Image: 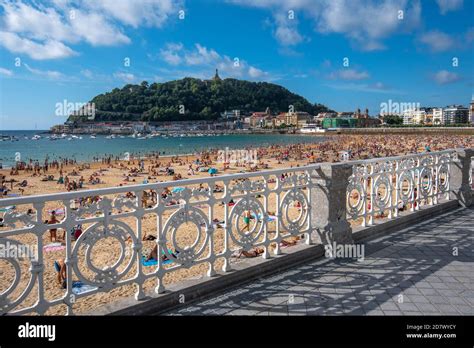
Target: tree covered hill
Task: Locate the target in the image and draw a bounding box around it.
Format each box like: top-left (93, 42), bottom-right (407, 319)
top-left (68, 77), bottom-right (332, 122)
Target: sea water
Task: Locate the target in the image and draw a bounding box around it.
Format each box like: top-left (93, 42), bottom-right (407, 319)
top-left (0, 131), bottom-right (326, 167)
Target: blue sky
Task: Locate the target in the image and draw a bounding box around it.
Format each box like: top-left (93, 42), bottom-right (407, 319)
top-left (0, 0), bottom-right (473, 130)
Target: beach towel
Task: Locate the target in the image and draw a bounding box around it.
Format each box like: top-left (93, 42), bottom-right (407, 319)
top-left (141, 256), bottom-right (173, 266)
top-left (0, 205), bottom-right (15, 212)
top-left (251, 213), bottom-right (277, 222)
top-left (6, 193), bottom-right (20, 197)
top-left (72, 282), bottom-right (97, 295)
top-left (44, 243), bottom-right (66, 252)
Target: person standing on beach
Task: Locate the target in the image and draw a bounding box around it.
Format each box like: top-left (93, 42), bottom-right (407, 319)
top-left (47, 211), bottom-right (60, 242)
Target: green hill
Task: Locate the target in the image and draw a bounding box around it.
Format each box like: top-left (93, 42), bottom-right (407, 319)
top-left (68, 77), bottom-right (332, 122)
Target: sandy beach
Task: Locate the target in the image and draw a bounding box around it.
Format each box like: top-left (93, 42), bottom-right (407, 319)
top-left (1, 133), bottom-right (473, 315)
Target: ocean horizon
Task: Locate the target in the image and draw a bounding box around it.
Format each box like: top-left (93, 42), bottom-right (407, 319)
top-left (0, 131), bottom-right (325, 167)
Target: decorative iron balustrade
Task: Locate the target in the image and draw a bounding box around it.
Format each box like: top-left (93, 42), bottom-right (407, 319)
top-left (346, 149), bottom-right (458, 226)
top-left (0, 164), bottom-right (318, 315)
top-left (0, 148), bottom-right (471, 316)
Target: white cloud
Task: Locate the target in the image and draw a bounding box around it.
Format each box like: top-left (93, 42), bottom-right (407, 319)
top-left (0, 67), bottom-right (14, 76)
top-left (0, 31), bottom-right (78, 60)
top-left (79, 0), bottom-right (182, 28)
top-left (272, 12), bottom-right (304, 46)
top-left (81, 69), bottom-right (93, 78)
top-left (184, 44), bottom-right (221, 65)
top-left (24, 63), bottom-right (64, 79)
top-left (160, 43), bottom-right (183, 65)
top-left (2, 1), bottom-right (73, 42)
top-left (248, 66), bottom-right (265, 78)
top-left (68, 10), bottom-right (130, 46)
top-left (419, 31), bottom-right (455, 52)
top-left (326, 82), bottom-right (402, 94)
top-left (432, 70), bottom-right (461, 85)
top-left (0, 0), bottom-right (180, 60)
top-left (228, 0), bottom-right (421, 51)
top-left (114, 72), bottom-right (136, 83)
top-left (436, 0), bottom-right (463, 14)
top-left (328, 69), bottom-right (370, 80)
top-left (158, 42), bottom-right (270, 80)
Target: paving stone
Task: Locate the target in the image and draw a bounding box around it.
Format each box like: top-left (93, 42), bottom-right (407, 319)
top-left (415, 303), bottom-right (440, 313)
top-left (163, 207), bottom-right (474, 316)
top-left (397, 303), bottom-right (420, 312)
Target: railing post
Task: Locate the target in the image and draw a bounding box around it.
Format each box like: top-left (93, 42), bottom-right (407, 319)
top-left (450, 149), bottom-right (473, 207)
top-left (311, 163), bottom-right (353, 245)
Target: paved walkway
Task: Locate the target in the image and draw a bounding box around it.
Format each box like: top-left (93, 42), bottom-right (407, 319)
top-left (165, 207), bottom-right (474, 316)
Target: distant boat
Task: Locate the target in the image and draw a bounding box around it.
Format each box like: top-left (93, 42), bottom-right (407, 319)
top-left (31, 135), bottom-right (41, 140)
top-left (90, 135), bottom-right (96, 139)
top-left (300, 125), bottom-right (326, 134)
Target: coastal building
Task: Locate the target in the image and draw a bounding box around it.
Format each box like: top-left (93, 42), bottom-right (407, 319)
top-left (403, 108), bottom-right (433, 125)
top-left (316, 112), bottom-right (337, 118)
top-left (402, 108), bottom-right (427, 125)
top-left (353, 108), bottom-right (381, 127)
top-left (322, 117), bottom-right (357, 129)
top-left (221, 110), bottom-right (240, 120)
top-left (337, 111), bottom-right (355, 118)
top-left (249, 108), bottom-right (272, 128)
top-left (432, 108), bottom-right (444, 125)
top-left (469, 97), bottom-right (474, 124)
top-left (270, 111), bottom-right (312, 128)
top-left (281, 111), bottom-right (312, 127)
top-left (424, 108), bottom-right (434, 125)
top-left (413, 109), bottom-right (427, 124)
top-left (443, 105), bottom-right (469, 124)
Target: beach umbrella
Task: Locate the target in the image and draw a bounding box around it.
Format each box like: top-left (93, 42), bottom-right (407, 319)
top-left (208, 168), bottom-right (218, 174)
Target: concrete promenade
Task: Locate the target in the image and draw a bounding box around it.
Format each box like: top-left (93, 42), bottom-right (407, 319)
top-left (165, 207), bottom-right (474, 316)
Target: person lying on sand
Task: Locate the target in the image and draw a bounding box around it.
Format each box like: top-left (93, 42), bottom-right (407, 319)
top-left (279, 235), bottom-right (302, 247)
top-left (146, 245), bottom-right (180, 262)
top-left (235, 247), bottom-right (264, 258)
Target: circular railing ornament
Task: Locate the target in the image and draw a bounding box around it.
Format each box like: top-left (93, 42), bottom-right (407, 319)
top-left (373, 174), bottom-right (392, 210)
top-left (437, 163), bottom-right (450, 193)
top-left (347, 179), bottom-right (365, 219)
top-left (71, 220), bottom-right (137, 288)
top-left (228, 197), bottom-right (265, 250)
top-left (0, 239), bottom-right (36, 314)
top-left (398, 171), bottom-right (414, 204)
top-left (279, 189), bottom-right (308, 235)
top-left (161, 206), bottom-right (210, 268)
top-left (419, 167), bottom-right (433, 198)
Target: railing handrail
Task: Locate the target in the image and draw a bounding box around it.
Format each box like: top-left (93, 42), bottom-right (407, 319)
top-left (345, 148), bottom-right (462, 167)
top-left (1, 147), bottom-right (471, 206)
top-left (0, 162), bottom-right (322, 206)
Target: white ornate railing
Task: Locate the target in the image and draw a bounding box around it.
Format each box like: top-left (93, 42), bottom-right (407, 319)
top-left (0, 164), bottom-right (318, 315)
top-left (0, 148), bottom-right (471, 315)
top-left (346, 150), bottom-right (457, 227)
